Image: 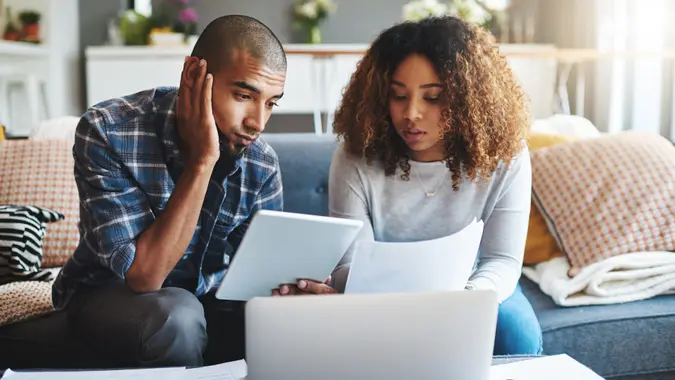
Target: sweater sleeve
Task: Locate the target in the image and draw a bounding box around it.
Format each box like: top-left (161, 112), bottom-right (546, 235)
top-left (467, 146), bottom-right (532, 303)
top-left (327, 147), bottom-right (376, 293)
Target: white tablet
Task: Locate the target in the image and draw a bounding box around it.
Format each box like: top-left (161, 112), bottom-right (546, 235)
top-left (215, 210), bottom-right (364, 301)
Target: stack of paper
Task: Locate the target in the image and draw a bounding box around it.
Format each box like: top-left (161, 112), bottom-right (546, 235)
top-left (1, 360), bottom-right (247, 380)
top-left (490, 355), bottom-right (604, 380)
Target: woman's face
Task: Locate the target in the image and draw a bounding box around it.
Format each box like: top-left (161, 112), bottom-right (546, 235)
top-left (388, 53), bottom-right (445, 162)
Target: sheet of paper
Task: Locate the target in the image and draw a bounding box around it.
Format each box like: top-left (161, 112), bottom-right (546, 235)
top-left (184, 359), bottom-right (247, 380)
top-left (344, 219), bottom-right (483, 294)
top-left (1, 360), bottom-right (248, 380)
top-left (2, 367), bottom-right (185, 380)
top-left (490, 354), bottom-right (604, 380)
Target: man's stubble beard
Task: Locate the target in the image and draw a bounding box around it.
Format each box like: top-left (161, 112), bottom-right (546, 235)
top-left (217, 126), bottom-right (248, 160)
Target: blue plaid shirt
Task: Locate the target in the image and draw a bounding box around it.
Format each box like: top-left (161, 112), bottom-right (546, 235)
top-left (52, 87), bottom-right (283, 310)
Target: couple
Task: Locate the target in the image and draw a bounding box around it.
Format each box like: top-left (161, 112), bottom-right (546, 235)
top-left (52, 14), bottom-right (542, 367)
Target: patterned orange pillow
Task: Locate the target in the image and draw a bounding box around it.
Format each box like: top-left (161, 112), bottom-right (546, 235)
top-left (0, 140), bottom-right (80, 267)
top-left (530, 131), bottom-right (675, 276)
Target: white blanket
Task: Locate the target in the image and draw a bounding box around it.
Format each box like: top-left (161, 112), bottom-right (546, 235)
top-left (521, 251), bottom-right (675, 306)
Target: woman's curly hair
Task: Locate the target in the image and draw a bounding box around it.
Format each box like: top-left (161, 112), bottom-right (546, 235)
top-left (333, 16), bottom-right (530, 190)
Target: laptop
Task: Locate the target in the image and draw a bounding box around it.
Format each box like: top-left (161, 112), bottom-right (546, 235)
top-left (245, 290), bottom-right (499, 380)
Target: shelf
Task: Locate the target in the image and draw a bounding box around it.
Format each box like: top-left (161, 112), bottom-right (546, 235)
top-left (0, 40), bottom-right (49, 56)
top-left (85, 43), bottom-right (373, 58)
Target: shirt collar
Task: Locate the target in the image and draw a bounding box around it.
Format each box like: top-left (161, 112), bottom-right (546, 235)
top-left (158, 88), bottom-right (242, 177)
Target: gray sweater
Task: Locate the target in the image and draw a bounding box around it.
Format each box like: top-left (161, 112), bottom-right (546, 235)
top-left (328, 144), bottom-right (532, 303)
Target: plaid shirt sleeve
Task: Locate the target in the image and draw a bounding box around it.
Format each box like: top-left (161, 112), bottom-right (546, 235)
top-left (256, 165), bottom-right (283, 211)
top-left (227, 165), bottom-right (283, 249)
top-left (73, 111), bottom-right (155, 279)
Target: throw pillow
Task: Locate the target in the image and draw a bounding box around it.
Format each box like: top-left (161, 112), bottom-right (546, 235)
top-left (523, 132), bottom-right (576, 265)
top-left (530, 131), bottom-right (675, 276)
top-left (0, 140), bottom-right (81, 267)
top-left (0, 205), bottom-right (64, 285)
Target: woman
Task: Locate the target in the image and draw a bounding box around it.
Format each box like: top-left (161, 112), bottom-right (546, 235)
top-left (327, 16), bottom-right (542, 355)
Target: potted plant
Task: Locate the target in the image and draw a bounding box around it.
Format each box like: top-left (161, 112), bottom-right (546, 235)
top-left (292, 0), bottom-right (337, 44)
top-left (120, 9), bottom-right (151, 46)
top-left (2, 7), bottom-right (20, 41)
top-left (18, 9), bottom-right (40, 43)
top-left (149, 0), bottom-right (199, 46)
top-left (174, 7), bottom-right (199, 40)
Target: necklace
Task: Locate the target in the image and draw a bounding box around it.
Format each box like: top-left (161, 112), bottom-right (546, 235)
top-left (414, 168), bottom-right (450, 197)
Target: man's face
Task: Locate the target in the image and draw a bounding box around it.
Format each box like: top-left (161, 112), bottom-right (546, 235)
top-left (211, 50), bottom-right (286, 158)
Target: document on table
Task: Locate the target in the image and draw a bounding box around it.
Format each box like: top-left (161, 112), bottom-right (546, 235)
top-left (344, 219), bottom-right (483, 294)
top-left (184, 359), bottom-right (247, 380)
top-left (1, 367), bottom-right (186, 380)
top-left (1, 359), bottom-right (247, 380)
top-left (490, 354), bottom-right (604, 380)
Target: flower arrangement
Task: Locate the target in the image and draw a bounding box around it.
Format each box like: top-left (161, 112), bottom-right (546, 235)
top-left (175, 6), bottom-right (199, 36)
top-left (480, 0), bottom-right (510, 12)
top-left (150, 0), bottom-right (199, 38)
top-left (402, 0), bottom-right (449, 22)
top-left (402, 0), bottom-right (511, 38)
top-left (448, 0), bottom-right (491, 26)
top-left (292, 0), bottom-right (337, 44)
top-left (475, 0), bottom-right (512, 41)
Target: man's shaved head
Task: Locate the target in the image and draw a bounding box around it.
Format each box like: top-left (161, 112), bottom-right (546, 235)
top-left (191, 15), bottom-right (287, 74)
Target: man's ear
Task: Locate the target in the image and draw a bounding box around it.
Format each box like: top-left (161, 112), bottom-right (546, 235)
top-left (181, 56), bottom-right (201, 87)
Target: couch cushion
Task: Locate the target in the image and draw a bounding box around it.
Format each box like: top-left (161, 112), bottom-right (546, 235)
top-left (521, 277), bottom-right (675, 378)
top-left (530, 131), bottom-right (675, 276)
top-left (0, 140), bottom-right (81, 268)
top-left (262, 133), bottom-right (338, 216)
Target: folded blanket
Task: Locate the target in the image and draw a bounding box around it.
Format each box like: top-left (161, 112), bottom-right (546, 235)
top-left (0, 268), bottom-right (59, 327)
top-left (521, 251), bottom-right (675, 306)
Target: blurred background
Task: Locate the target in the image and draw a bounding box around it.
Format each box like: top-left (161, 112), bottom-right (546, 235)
top-left (1, 0), bottom-right (673, 139)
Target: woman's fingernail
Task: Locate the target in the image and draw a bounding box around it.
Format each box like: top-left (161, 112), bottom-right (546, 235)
top-left (281, 285), bottom-right (288, 294)
top-left (200, 59), bottom-right (205, 66)
top-left (298, 280), bottom-right (307, 289)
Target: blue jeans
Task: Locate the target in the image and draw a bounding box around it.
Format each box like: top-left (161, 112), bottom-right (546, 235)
top-left (493, 284), bottom-right (543, 355)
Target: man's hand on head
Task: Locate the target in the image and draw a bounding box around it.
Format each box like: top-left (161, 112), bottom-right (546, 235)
top-left (272, 276), bottom-right (336, 296)
top-left (176, 56), bottom-right (221, 168)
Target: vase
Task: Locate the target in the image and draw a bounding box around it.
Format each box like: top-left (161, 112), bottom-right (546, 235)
top-left (307, 25), bottom-right (321, 44)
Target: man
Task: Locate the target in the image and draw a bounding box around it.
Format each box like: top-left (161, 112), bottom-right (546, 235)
top-left (51, 15), bottom-right (334, 368)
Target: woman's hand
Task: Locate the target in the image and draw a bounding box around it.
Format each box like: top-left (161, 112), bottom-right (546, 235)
top-left (272, 276), bottom-right (336, 296)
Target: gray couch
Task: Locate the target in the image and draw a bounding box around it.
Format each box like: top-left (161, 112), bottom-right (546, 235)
top-left (1, 133), bottom-right (674, 378)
